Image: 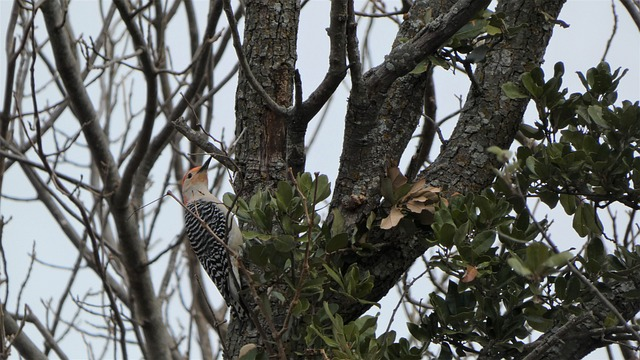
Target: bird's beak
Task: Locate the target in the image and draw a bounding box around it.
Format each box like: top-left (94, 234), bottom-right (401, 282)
top-left (198, 157), bottom-right (212, 173)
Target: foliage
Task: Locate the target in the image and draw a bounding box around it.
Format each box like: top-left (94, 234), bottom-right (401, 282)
top-left (401, 62), bottom-right (639, 357)
top-left (231, 62), bottom-right (639, 358)
top-left (412, 9), bottom-right (509, 74)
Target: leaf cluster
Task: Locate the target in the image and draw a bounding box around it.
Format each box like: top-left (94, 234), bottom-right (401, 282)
top-left (411, 10), bottom-right (510, 74)
top-left (395, 62), bottom-right (638, 358)
top-left (503, 62), bottom-right (640, 213)
top-left (233, 61), bottom-right (639, 357)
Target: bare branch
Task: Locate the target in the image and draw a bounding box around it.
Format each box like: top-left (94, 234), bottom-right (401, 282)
top-left (2, 310), bottom-right (47, 360)
top-left (619, 0), bottom-right (640, 30)
top-left (221, 0), bottom-right (292, 117)
top-left (112, 0), bottom-right (158, 206)
top-left (172, 117), bottom-right (238, 172)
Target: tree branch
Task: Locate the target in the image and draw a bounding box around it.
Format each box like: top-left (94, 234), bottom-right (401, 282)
top-left (112, 0), bottom-right (159, 207)
top-left (41, 2), bottom-right (178, 358)
top-left (2, 310), bottom-right (47, 360)
top-left (221, 0), bottom-right (292, 117)
top-left (287, 0), bottom-right (349, 174)
top-left (40, 0), bottom-right (120, 193)
top-left (331, 0), bottom-right (565, 323)
top-left (172, 117), bottom-right (239, 172)
top-left (619, 0), bottom-right (640, 30)
top-left (134, 0), bottom-right (225, 204)
top-left (365, 0), bottom-right (490, 96)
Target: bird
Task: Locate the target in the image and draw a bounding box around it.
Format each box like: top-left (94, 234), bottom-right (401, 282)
top-left (181, 157), bottom-right (245, 319)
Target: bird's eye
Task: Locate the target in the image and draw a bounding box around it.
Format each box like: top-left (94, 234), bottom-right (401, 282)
top-left (187, 173), bottom-right (193, 179)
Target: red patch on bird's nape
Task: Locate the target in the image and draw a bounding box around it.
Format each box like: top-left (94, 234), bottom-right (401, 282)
top-left (182, 166), bottom-right (201, 184)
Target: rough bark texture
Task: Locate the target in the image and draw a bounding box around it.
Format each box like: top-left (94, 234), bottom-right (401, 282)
top-left (480, 276), bottom-right (640, 359)
top-left (331, 0), bottom-right (490, 230)
top-left (233, 0), bottom-right (300, 199)
top-left (226, 0), bottom-right (640, 358)
top-left (331, 0), bottom-right (565, 322)
top-left (228, 0), bottom-right (300, 358)
top-left (420, 0), bottom-right (564, 194)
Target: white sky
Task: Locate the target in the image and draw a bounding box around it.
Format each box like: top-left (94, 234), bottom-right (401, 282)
top-left (0, 0), bottom-right (638, 359)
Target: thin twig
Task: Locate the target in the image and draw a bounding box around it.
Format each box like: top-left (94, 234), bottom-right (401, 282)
top-left (601, 0), bottom-right (618, 62)
top-left (221, 0), bottom-right (292, 117)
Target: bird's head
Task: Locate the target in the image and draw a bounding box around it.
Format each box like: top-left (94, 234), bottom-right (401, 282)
top-left (181, 157), bottom-right (212, 204)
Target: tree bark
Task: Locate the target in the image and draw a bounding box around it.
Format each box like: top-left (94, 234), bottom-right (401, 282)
top-left (479, 275), bottom-right (640, 359)
top-left (233, 0), bottom-right (300, 199)
top-left (330, 0), bottom-right (566, 322)
top-left (331, 0), bottom-right (491, 229)
top-left (228, 0), bottom-right (300, 357)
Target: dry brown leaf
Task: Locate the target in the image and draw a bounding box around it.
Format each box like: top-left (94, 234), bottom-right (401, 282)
top-left (403, 181), bottom-right (441, 203)
top-left (461, 265), bottom-right (479, 283)
top-left (407, 178), bottom-right (427, 195)
top-left (380, 206), bottom-right (404, 229)
top-left (406, 201), bottom-right (422, 213)
top-left (387, 166), bottom-right (407, 190)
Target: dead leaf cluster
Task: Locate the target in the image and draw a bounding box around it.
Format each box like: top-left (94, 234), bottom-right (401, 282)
top-left (380, 166), bottom-right (441, 230)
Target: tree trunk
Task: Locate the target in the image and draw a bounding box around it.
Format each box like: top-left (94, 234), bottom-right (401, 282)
top-left (233, 0), bottom-right (300, 199)
top-left (228, 0), bottom-right (300, 358)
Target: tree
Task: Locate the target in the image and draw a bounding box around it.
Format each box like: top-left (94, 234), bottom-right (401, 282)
top-left (0, 0), bottom-right (639, 359)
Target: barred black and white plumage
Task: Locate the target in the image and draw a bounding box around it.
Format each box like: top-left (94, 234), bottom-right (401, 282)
top-left (181, 158), bottom-right (245, 320)
top-left (185, 199), bottom-right (233, 303)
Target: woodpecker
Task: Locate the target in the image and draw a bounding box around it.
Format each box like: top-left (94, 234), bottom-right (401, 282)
top-left (181, 157), bottom-right (245, 319)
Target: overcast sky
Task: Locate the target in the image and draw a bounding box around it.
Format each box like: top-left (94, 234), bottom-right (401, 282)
top-left (0, 0), bottom-right (639, 359)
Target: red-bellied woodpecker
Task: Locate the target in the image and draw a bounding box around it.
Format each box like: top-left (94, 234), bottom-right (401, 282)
top-left (181, 157), bottom-right (245, 319)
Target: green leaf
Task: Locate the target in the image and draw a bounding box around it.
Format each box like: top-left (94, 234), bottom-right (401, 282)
top-left (270, 290), bottom-right (286, 304)
top-left (410, 60), bottom-right (429, 74)
top-left (587, 105), bottom-right (609, 128)
top-left (472, 230), bottom-right (496, 255)
top-left (543, 251), bottom-right (573, 268)
top-left (522, 72), bottom-right (543, 98)
top-left (437, 223), bottom-right (457, 248)
top-left (486, 24), bottom-right (502, 35)
top-left (487, 146), bottom-right (512, 163)
top-left (326, 233), bottom-right (349, 252)
top-left (538, 189), bottom-right (559, 209)
top-left (407, 322), bottom-right (430, 342)
top-left (292, 298), bottom-right (310, 316)
top-left (242, 230), bottom-right (272, 241)
top-left (572, 204), bottom-right (589, 237)
top-left (314, 174), bottom-right (332, 202)
top-left (502, 82), bottom-right (529, 99)
top-left (525, 242), bottom-right (551, 272)
top-left (273, 235), bottom-right (297, 252)
top-left (428, 55), bottom-right (450, 70)
top-left (603, 313), bottom-right (618, 328)
top-left (275, 181), bottom-right (294, 211)
top-left (323, 264), bottom-right (345, 289)
top-left (553, 62), bottom-right (565, 78)
top-left (239, 344), bottom-right (258, 360)
top-left (586, 237), bottom-right (605, 264)
top-left (438, 342), bottom-right (453, 360)
top-left (467, 44), bottom-right (490, 63)
top-left (524, 304), bottom-right (553, 332)
top-left (520, 123), bottom-right (544, 139)
top-left (331, 209), bottom-right (345, 237)
top-left (297, 172), bottom-right (313, 195)
top-left (559, 194), bottom-right (577, 215)
top-left (454, 18), bottom-right (488, 41)
top-left (555, 276), bottom-right (567, 300)
top-left (566, 275), bottom-right (581, 302)
top-left (573, 203), bottom-right (602, 237)
top-left (507, 254), bottom-right (532, 277)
